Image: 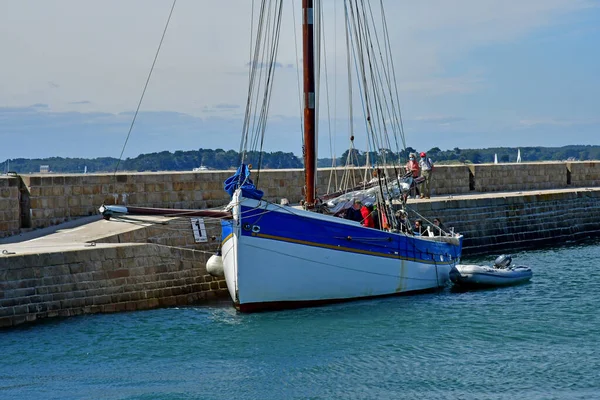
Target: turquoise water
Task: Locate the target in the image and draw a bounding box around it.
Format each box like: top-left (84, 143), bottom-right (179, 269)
top-left (2, 240), bottom-right (600, 400)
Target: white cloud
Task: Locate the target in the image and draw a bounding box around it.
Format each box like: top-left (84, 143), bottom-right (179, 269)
top-left (0, 0), bottom-right (592, 114)
top-left (413, 116), bottom-right (467, 125)
top-left (519, 117), bottom-right (599, 127)
top-left (0, 0), bottom-right (597, 161)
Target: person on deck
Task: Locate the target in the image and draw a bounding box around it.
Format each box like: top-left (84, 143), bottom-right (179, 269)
top-left (344, 199), bottom-right (363, 222)
top-left (419, 152), bottom-right (434, 199)
top-left (395, 210), bottom-right (409, 233)
top-left (414, 219), bottom-right (423, 235)
top-left (433, 218), bottom-right (448, 236)
top-left (361, 202), bottom-right (376, 228)
top-left (405, 153), bottom-right (421, 199)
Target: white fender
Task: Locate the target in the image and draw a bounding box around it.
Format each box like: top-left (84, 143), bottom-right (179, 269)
top-left (206, 254), bottom-right (224, 278)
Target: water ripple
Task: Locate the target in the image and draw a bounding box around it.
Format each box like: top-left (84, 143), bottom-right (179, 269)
top-left (2, 239), bottom-right (600, 399)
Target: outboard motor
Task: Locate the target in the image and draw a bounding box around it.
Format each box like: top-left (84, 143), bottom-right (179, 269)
top-left (449, 265), bottom-right (461, 283)
top-left (494, 254), bottom-right (512, 269)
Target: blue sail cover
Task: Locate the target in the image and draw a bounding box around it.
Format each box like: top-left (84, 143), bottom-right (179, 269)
top-left (224, 163), bottom-right (264, 200)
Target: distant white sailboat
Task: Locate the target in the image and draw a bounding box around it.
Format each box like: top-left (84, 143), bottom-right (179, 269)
top-left (517, 149), bottom-right (522, 163)
top-left (494, 154), bottom-right (498, 164)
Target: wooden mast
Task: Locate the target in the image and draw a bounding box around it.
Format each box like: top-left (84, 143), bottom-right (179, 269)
top-left (302, 0), bottom-right (316, 207)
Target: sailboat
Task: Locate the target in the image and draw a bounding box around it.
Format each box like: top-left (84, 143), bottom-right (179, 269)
top-left (100, 0), bottom-right (463, 312)
top-left (218, 0), bottom-right (463, 311)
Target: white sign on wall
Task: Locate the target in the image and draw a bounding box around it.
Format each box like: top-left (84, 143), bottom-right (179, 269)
top-left (191, 218), bottom-right (208, 243)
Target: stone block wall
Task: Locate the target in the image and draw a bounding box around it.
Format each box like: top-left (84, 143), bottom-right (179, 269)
top-left (567, 161), bottom-right (600, 187)
top-left (427, 165), bottom-right (471, 195)
top-left (96, 216), bottom-right (222, 262)
top-left (313, 166), bottom-right (472, 197)
top-left (19, 172), bottom-right (233, 230)
top-left (468, 162), bottom-right (567, 192)
top-left (3, 162), bottom-right (599, 238)
top-left (0, 176), bottom-right (20, 238)
top-left (407, 189), bottom-right (600, 255)
top-left (3, 186), bottom-right (600, 328)
top-left (254, 169), bottom-right (305, 203)
top-left (0, 243), bottom-right (229, 328)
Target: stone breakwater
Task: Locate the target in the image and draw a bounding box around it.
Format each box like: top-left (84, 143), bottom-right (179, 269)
top-left (0, 243), bottom-right (228, 328)
top-left (1, 161), bottom-right (600, 328)
top-left (0, 175), bottom-right (20, 238)
top-left (0, 212), bottom-right (226, 329)
top-left (1, 162), bottom-right (599, 237)
top-left (406, 188), bottom-right (600, 255)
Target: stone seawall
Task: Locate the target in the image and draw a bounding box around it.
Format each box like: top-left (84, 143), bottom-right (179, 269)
top-left (1, 162), bottom-right (599, 328)
top-left (2, 188), bottom-right (600, 328)
top-left (407, 189), bottom-right (600, 255)
top-left (93, 216), bottom-right (222, 254)
top-left (0, 176), bottom-right (20, 237)
top-left (1, 161), bottom-right (599, 237)
top-left (0, 243), bottom-right (228, 328)
top-left (468, 162), bottom-right (567, 192)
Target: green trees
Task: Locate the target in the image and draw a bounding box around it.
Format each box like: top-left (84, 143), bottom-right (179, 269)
top-left (3, 145), bottom-right (599, 174)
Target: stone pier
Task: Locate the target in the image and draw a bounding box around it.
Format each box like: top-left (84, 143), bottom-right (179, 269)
top-left (1, 162), bottom-right (599, 328)
top-left (0, 215), bottom-right (227, 328)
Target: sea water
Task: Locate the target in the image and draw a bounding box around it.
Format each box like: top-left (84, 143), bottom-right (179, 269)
top-left (2, 239), bottom-right (600, 400)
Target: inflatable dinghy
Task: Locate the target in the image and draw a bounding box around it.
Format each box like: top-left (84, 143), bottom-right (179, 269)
top-left (450, 255), bottom-right (532, 287)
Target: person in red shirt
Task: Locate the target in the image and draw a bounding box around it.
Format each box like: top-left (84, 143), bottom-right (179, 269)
top-left (360, 202), bottom-right (376, 228)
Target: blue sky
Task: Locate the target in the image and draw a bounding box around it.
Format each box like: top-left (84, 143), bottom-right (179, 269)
top-left (1, 0), bottom-right (599, 164)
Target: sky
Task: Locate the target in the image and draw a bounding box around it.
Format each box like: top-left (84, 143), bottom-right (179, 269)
top-left (1, 0), bottom-right (599, 164)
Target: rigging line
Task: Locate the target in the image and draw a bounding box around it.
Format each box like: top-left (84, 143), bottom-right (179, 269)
top-left (254, 0), bottom-right (284, 179)
top-left (343, 1), bottom-right (355, 151)
top-left (345, 2), bottom-right (376, 168)
top-left (355, 6), bottom-right (380, 165)
top-left (247, 0), bottom-right (272, 155)
top-left (241, 0), bottom-right (268, 159)
top-left (340, 2), bottom-right (365, 189)
top-left (364, 6), bottom-right (397, 168)
top-left (113, 0), bottom-right (177, 176)
top-left (251, 0), bottom-right (274, 155)
top-left (347, 3), bottom-right (373, 149)
top-left (364, 2), bottom-right (403, 156)
top-left (249, 0), bottom-right (271, 157)
top-left (356, 1), bottom-right (385, 165)
top-left (291, 0), bottom-right (305, 139)
top-left (379, 0), bottom-right (406, 151)
top-left (315, 0), bottom-right (321, 163)
top-left (248, 0), bottom-right (282, 164)
top-left (362, 3), bottom-right (395, 136)
top-left (352, 2), bottom-right (404, 183)
top-left (352, 9), bottom-right (376, 166)
top-left (317, 1), bottom-right (337, 196)
top-left (329, 0), bottom-right (339, 193)
top-left (240, 0), bottom-right (258, 164)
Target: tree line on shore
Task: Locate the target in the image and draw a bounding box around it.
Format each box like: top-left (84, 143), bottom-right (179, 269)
top-left (3, 145), bottom-right (599, 174)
